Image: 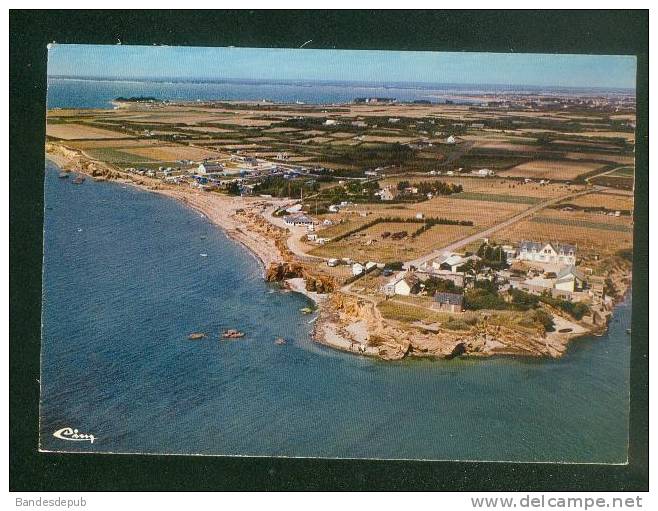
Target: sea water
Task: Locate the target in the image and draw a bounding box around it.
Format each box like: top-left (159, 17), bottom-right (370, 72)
top-left (40, 162), bottom-right (630, 461)
top-left (45, 77), bottom-right (634, 109)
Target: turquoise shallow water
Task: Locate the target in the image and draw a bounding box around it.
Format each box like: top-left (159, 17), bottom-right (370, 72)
top-left (39, 162), bottom-right (630, 461)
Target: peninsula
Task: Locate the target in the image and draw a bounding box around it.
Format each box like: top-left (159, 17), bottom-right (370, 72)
top-left (46, 93), bottom-right (635, 360)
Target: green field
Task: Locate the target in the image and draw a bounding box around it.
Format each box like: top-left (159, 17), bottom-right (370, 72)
top-left (83, 148), bottom-right (159, 164)
top-left (589, 174), bottom-right (634, 191)
top-left (607, 166), bottom-right (635, 177)
top-left (530, 216), bottom-right (632, 232)
top-left (378, 300), bottom-right (449, 324)
top-left (452, 191), bottom-right (542, 205)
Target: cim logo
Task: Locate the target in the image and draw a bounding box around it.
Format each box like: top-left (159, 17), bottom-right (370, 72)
top-left (53, 427), bottom-right (96, 444)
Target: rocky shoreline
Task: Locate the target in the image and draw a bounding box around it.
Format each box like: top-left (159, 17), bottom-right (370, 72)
top-left (45, 142), bottom-right (631, 362)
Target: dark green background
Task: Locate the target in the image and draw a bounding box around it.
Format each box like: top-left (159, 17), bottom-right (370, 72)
top-left (10, 10), bottom-right (648, 491)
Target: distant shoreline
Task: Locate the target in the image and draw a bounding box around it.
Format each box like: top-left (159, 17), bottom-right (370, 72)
top-left (46, 75), bottom-right (636, 95)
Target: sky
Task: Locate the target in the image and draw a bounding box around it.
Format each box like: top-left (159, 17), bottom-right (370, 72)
top-left (47, 44), bottom-right (637, 89)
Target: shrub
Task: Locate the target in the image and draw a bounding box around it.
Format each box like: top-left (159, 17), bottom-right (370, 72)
top-left (532, 309), bottom-right (555, 332)
top-left (508, 288), bottom-right (539, 310)
top-left (424, 277), bottom-right (462, 295)
top-left (464, 288), bottom-right (509, 310)
top-left (443, 319), bottom-right (471, 331)
top-left (226, 182), bottom-right (241, 196)
top-left (538, 294), bottom-right (590, 320)
top-left (616, 248), bottom-right (633, 262)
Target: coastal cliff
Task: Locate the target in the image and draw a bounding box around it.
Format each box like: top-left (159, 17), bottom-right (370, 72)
top-left (266, 262), bottom-right (336, 294)
top-left (311, 291), bottom-right (588, 360)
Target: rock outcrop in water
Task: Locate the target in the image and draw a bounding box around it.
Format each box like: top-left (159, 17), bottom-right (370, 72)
top-left (314, 290), bottom-right (579, 360)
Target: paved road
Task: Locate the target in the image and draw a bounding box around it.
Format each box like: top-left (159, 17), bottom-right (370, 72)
top-left (438, 140), bottom-right (475, 167)
top-left (403, 188), bottom-right (595, 270)
top-left (584, 165), bottom-right (635, 196)
top-left (261, 202), bottom-right (327, 262)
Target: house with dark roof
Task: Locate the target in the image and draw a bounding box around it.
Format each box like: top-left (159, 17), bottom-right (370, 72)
top-left (433, 292), bottom-right (464, 313)
top-left (283, 214), bottom-right (315, 228)
top-left (516, 241), bottom-right (576, 266)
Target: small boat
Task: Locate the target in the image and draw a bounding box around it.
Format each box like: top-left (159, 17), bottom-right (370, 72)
top-left (200, 253), bottom-right (208, 257)
top-left (188, 332), bottom-right (206, 340)
top-left (222, 329), bottom-right (246, 339)
top-left (72, 176), bottom-right (86, 184)
top-left (274, 337), bottom-right (286, 345)
top-left (626, 328), bottom-right (632, 335)
top-left (300, 307), bottom-right (313, 314)
top-left (58, 172), bottom-right (70, 179)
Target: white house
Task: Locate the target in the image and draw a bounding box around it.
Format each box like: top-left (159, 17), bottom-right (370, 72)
top-left (516, 241), bottom-right (576, 266)
top-left (351, 263), bottom-right (365, 276)
top-left (197, 162), bottom-right (224, 175)
top-left (382, 274), bottom-right (420, 296)
top-left (475, 168), bottom-right (495, 177)
top-left (502, 245), bottom-right (517, 262)
top-left (285, 204), bottom-right (303, 214)
top-left (379, 186), bottom-right (397, 201)
top-left (446, 135), bottom-right (457, 144)
top-left (283, 214), bottom-right (314, 227)
top-left (431, 253), bottom-right (480, 273)
top-left (554, 265), bottom-right (586, 292)
top-left (324, 119), bottom-right (338, 126)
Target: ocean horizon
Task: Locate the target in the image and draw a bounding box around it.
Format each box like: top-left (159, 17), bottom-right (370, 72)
top-left (45, 76), bottom-right (635, 110)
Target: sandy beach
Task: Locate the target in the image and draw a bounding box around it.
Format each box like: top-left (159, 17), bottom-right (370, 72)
top-left (46, 147), bottom-right (286, 275)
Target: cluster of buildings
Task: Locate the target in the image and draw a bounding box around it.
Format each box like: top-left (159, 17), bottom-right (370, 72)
top-left (326, 258), bottom-right (383, 277)
top-left (282, 212), bottom-right (336, 245)
top-left (124, 151), bottom-right (326, 197)
top-left (381, 239), bottom-right (597, 312)
top-left (382, 273), bottom-right (464, 313)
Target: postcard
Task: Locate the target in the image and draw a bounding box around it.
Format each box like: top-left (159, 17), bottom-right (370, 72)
top-left (40, 45), bottom-right (636, 462)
